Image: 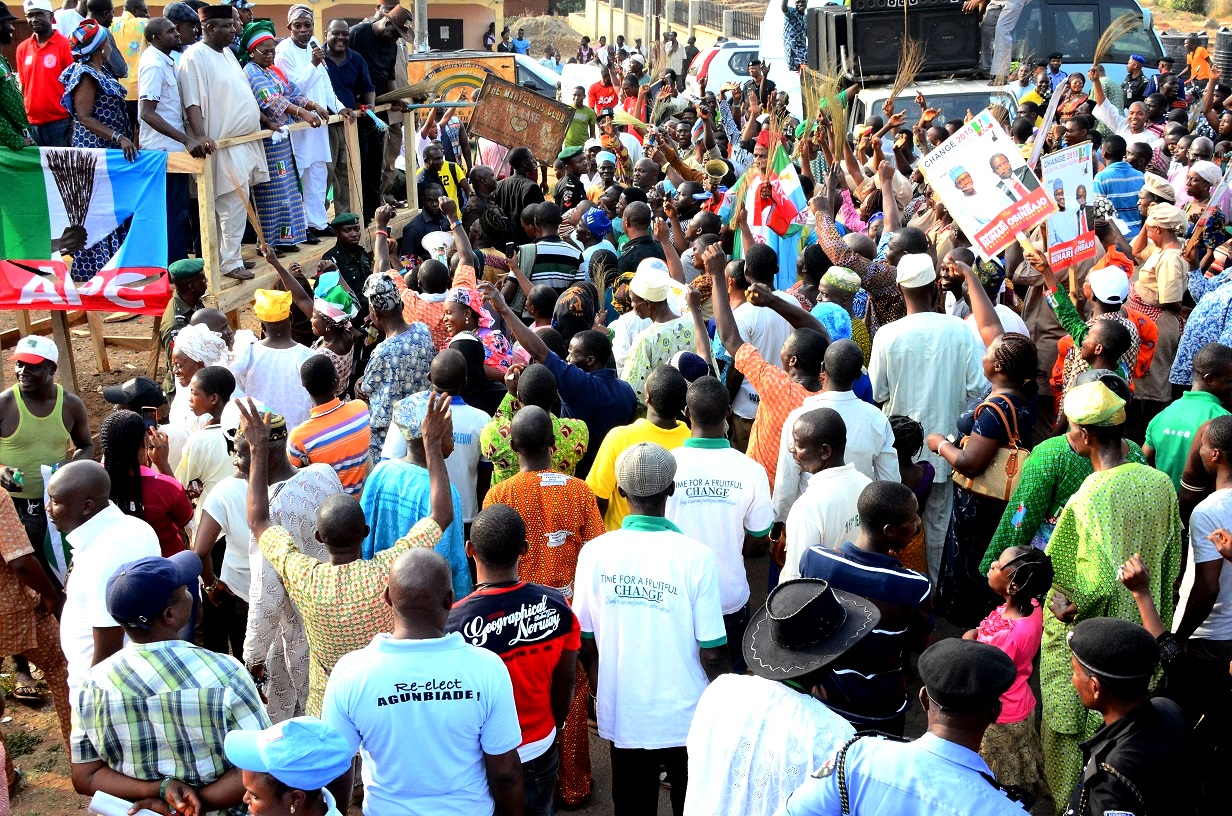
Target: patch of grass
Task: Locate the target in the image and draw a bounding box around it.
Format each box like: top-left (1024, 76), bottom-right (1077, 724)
top-left (3, 731), bottom-right (43, 757)
top-left (0, 671), bottom-right (15, 697)
top-left (31, 752), bottom-right (60, 772)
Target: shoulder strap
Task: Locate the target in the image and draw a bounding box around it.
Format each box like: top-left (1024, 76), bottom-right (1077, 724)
top-left (832, 731), bottom-right (910, 815)
top-left (972, 395), bottom-right (1022, 447)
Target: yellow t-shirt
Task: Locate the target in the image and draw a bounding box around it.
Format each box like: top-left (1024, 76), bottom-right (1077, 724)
top-left (586, 418), bottom-right (690, 530)
top-left (110, 11), bottom-right (146, 100)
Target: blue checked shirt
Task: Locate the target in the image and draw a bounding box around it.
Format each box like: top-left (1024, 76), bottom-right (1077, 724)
top-left (1093, 161), bottom-right (1145, 237)
top-left (1172, 274), bottom-right (1232, 386)
top-left (71, 641), bottom-right (271, 808)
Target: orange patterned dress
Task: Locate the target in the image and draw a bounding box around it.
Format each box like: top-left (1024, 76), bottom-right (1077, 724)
top-left (483, 469), bottom-right (606, 806)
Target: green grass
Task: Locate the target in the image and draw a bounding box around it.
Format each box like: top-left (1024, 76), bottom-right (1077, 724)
top-left (3, 730), bottom-right (42, 758)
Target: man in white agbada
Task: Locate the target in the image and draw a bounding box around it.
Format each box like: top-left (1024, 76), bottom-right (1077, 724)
top-left (275, 4), bottom-right (353, 239)
top-left (683, 579), bottom-right (877, 816)
top-left (177, 5), bottom-right (267, 280)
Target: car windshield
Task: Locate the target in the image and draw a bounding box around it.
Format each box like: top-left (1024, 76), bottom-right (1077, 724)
top-left (1015, 0), bottom-right (1163, 63)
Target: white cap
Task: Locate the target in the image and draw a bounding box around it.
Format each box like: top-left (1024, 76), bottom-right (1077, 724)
top-left (895, 253), bottom-right (936, 288)
top-left (23, 0), bottom-right (54, 12)
top-left (631, 260), bottom-right (671, 302)
top-left (9, 335), bottom-right (58, 365)
top-left (584, 138), bottom-right (601, 151)
top-left (1088, 265), bottom-right (1130, 305)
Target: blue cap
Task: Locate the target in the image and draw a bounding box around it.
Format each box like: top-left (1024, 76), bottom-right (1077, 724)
top-left (1130, 54), bottom-right (1147, 64)
top-left (582, 207), bottom-right (612, 236)
top-left (948, 166), bottom-right (969, 184)
top-left (106, 551), bottom-right (202, 629)
top-left (224, 718), bottom-right (353, 791)
top-left (221, 0), bottom-right (255, 7)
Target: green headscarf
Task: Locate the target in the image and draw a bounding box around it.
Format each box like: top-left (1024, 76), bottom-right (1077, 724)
top-left (238, 20), bottom-right (276, 65)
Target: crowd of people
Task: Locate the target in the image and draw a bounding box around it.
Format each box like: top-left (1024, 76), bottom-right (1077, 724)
top-left (2, 2), bottom-right (1232, 816)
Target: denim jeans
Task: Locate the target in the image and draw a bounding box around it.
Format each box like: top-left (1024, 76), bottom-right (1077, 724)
top-left (724, 604), bottom-right (750, 674)
top-left (30, 117), bottom-right (71, 147)
top-left (522, 743), bottom-right (559, 816)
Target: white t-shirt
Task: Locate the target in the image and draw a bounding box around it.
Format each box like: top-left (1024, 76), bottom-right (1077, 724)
top-left (964, 306), bottom-right (1031, 348)
top-left (60, 504), bottom-right (161, 694)
top-left (773, 391), bottom-right (899, 522)
top-left (1176, 487), bottom-right (1232, 640)
top-left (573, 519), bottom-right (727, 749)
top-left (730, 297), bottom-right (795, 420)
top-left (869, 312), bottom-right (986, 481)
top-left (200, 475), bottom-right (252, 600)
top-left (666, 440), bottom-right (774, 613)
top-left (321, 632), bottom-right (522, 816)
top-left (782, 463), bottom-right (871, 581)
top-left (380, 398), bottom-right (492, 522)
top-left (230, 342), bottom-right (317, 430)
top-left (684, 674), bottom-right (856, 816)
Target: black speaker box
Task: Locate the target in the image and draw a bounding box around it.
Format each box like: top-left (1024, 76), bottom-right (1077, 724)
top-left (809, 6), bottom-right (979, 78)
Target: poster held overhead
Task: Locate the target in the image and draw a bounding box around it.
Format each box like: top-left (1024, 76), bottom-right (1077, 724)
top-left (1040, 142), bottom-right (1099, 271)
top-left (919, 108), bottom-right (1056, 261)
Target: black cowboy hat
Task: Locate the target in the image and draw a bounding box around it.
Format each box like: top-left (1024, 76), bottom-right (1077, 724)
top-left (743, 578), bottom-right (880, 680)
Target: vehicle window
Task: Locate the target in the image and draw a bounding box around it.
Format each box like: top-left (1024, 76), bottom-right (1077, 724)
top-left (516, 64), bottom-right (551, 94)
top-left (1053, 8), bottom-right (1098, 60)
top-left (728, 50), bottom-right (755, 77)
top-left (1103, 2), bottom-right (1164, 62)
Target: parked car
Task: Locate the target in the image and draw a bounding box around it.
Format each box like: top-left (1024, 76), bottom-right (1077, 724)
top-left (1012, 0), bottom-right (1165, 85)
top-left (849, 79), bottom-right (1020, 138)
top-left (685, 39), bottom-right (804, 120)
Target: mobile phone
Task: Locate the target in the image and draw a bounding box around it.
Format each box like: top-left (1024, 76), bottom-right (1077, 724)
top-left (504, 241), bottom-right (516, 258)
top-left (141, 406), bottom-right (159, 432)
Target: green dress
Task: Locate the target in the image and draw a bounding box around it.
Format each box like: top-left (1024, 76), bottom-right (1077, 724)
top-left (1039, 462), bottom-right (1182, 812)
top-left (980, 436), bottom-right (1146, 574)
top-left (0, 55), bottom-right (31, 151)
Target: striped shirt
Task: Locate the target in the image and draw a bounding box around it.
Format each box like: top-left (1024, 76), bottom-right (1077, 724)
top-left (71, 640), bottom-right (271, 801)
top-left (288, 398), bottom-right (372, 496)
top-left (1093, 161), bottom-right (1145, 237)
top-left (526, 238), bottom-right (585, 297)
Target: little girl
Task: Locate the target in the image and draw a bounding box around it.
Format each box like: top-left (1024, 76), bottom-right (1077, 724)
top-left (890, 415), bottom-right (932, 575)
top-left (965, 545), bottom-right (1054, 803)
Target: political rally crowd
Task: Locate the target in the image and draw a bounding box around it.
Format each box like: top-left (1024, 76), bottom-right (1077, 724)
top-left (1, 2), bottom-right (1232, 815)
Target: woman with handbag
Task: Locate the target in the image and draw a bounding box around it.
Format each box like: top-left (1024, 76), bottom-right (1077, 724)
top-left (928, 331), bottom-right (1039, 627)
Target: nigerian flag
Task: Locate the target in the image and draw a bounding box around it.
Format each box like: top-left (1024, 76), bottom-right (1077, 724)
top-left (719, 144), bottom-right (807, 290)
top-left (0, 146), bottom-right (168, 274)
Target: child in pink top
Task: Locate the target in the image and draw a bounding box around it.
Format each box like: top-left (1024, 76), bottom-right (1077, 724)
top-left (964, 546), bottom-right (1054, 802)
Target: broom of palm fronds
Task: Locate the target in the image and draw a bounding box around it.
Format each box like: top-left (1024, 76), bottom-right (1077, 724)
top-left (46, 148), bottom-right (97, 227)
top-left (222, 167), bottom-right (266, 247)
top-left (817, 71), bottom-right (847, 159)
top-left (375, 77), bottom-right (447, 105)
top-left (611, 108), bottom-right (650, 133)
top-left (1093, 13), bottom-right (1140, 67)
top-left (890, 38), bottom-right (927, 103)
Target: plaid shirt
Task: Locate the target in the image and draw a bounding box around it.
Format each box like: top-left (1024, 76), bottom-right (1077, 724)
top-left (71, 640), bottom-right (271, 801)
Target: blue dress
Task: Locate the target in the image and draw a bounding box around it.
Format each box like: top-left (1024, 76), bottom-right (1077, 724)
top-left (59, 61), bottom-right (131, 282)
top-left (243, 63), bottom-right (307, 247)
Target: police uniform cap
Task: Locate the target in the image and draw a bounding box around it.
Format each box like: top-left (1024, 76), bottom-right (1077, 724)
top-left (918, 639), bottom-right (1016, 713)
top-left (1068, 617), bottom-right (1160, 681)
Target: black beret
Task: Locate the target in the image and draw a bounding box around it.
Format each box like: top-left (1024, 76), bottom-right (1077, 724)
top-left (1068, 618), bottom-right (1159, 681)
top-left (919, 639), bottom-right (1016, 713)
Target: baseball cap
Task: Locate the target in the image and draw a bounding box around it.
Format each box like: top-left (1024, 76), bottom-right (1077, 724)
top-left (106, 551), bottom-right (202, 629)
top-left (224, 718), bottom-right (354, 791)
top-left (9, 335), bottom-right (59, 365)
top-left (615, 442), bottom-right (677, 498)
top-left (582, 207), bottom-right (612, 236)
top-left (103, 376), bottom-right (167, 410)
top-left (1088, 265), bottom-right (1130, 305)
top-left (23, 0), bottom-right (53, 13)
top-left (895, 254), bottom-right (936, 288)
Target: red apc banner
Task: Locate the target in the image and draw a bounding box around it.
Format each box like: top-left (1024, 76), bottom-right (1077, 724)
top-left (0, 261), bottom-right (171, 316)
top-left (1048, 231), bottom-right (1100, 271)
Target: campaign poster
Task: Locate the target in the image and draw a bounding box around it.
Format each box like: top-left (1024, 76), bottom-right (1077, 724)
top-left (1040, 142), bottom-right (1100, 270)
top-left (919, 109), bottom-right (1056, 260)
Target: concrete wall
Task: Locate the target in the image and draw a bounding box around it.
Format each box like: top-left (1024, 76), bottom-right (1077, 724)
top-left (567, 0), bottom-right (728, 55)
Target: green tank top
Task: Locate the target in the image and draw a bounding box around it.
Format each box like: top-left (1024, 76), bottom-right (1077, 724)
top-left (0, 385), bottom-right (70, 499)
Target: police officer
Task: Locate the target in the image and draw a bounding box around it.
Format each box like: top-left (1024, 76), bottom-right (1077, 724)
top-left (1063, 617), bottom-right (1194, 816)
top-left (777, 638), bottom-right (1028, 815)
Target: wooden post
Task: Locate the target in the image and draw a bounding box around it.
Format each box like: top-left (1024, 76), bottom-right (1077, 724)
top-left (48, 312), bottom-right (78, 394)
top-left (199, 153), bottom-right (223, 307)
top-left (85, 312), bottom-right (111, 373)
top-left (406, 105), bottom-right (419, 213)
top-left (343, 114), bottom-right (364, 226)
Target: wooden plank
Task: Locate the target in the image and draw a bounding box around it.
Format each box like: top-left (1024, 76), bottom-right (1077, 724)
top-left (343, 115), bottom-right (364, 229)
top-left (199, 152), bottom-right (222, 308)
top-left (212, 208), bottom-right (417, 314)
top-left (146, 316), bottom-right (163, 378)
top-left (0, 312), bottom-right (89, 348)
top-left (14, 311), bottom-right (33, 337)
top-left (101, 334), bottom-right (158, 352)
top-left (86, 312), bottom-right (111, 373)
top-left (165, 152), bottom-right (205, 174)
top-left (48, 312), bottom-right (78, 394)
top-left (467, 75), bottom-right (572, 166)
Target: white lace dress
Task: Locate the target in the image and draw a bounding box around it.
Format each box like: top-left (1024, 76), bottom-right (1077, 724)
top-left (242, 463), bottom-right (343, 721)
top-left (683, 673), bottom-right (856, 816)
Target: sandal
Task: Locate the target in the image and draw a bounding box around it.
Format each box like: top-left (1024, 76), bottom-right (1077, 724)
top-left (11, 672), bottom-right (41, 703)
